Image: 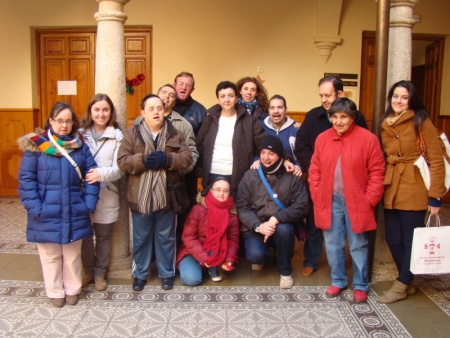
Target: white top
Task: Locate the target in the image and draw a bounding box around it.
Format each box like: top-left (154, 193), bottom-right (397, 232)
top-left (211, 114), bottom-right (236, 175)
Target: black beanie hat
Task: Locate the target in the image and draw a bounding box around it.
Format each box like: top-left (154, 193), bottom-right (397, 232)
top-left (260, 135), bottom-right (284, 160)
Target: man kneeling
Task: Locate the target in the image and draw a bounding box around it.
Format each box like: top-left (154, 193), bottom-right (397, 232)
top-left (236, 135), bottom-right (308, 288)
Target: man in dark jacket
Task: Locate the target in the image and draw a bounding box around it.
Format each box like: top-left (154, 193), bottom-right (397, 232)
top-left (173, 71), bottom-right (207, 136)
top-left (294, 76), bottom-right (368, 277)
top-left (236, 135), bottom-right (308, 289)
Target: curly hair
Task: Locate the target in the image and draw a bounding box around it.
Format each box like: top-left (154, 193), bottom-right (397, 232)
top-left (236, 77), bottom-right (269, 112)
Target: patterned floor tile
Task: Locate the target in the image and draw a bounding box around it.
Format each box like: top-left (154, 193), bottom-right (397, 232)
top-left (0, 281), bottom-right (412, 337)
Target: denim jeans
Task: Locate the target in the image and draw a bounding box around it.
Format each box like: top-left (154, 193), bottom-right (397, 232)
top-left (323, 193), bottom-right (369, 291)
top-left (243, 223), bottom-right (295, 276)
top-left (178, 254), bottom-right (203, 286)
top-left (303, 185), bottom-right (324, 270)
top-left (384, 209), bottom-right (426, 285)
top-left (131, 209), bottom-right (176, 280)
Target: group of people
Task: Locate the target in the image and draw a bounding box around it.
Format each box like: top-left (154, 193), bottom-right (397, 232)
top-left (18, 70), bottom-right (446, 307)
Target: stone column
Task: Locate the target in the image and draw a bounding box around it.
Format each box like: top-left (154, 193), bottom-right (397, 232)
top-left (95, 0), bottom-right (132, 279)
top-left (387, 0), bottom-right (419, 90)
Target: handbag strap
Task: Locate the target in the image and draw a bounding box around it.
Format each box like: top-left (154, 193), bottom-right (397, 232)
top-left (257, 166), bottom-right (286, 210)
top-left (48, 129), bottom-right (84, 182)
top-left (92, 138), bottom-right (108, 159)
top-left (425, 214), bottom-right (441, 228)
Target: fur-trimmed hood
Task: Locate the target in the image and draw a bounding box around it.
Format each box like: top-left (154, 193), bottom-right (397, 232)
top-left (17, 128), bottom-right (45, 152)
top-left (195, 192), bottom-right (237, 214)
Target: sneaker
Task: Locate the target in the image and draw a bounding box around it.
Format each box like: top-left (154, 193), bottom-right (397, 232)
top-left (50, 298), bottom-right (65, 307)
top-left (353, 289), bottom-right (368, 303)
top-left (280, 275), bottom-right (294, 289)
top-left (208, 267), bottom-right (223, 282)
top-left (82, 275), bottom-right (93, 287)
top-left (326, 285), bottom-right (347, 297)
top-left (251, 264), bottom-right (264, 271)
top-left (94, 278), bottom-right (107, 291)
top-left (65, 295), bottom-right (78, 306)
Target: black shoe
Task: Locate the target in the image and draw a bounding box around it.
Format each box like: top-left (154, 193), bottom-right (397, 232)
top-left (132, 277), bottom-right (146, 291)
top-left (161, 277), bottom-right (174, 290)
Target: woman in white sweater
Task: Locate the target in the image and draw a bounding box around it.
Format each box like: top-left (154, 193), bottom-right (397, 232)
top-left (80, 93), bottom-right (123, 291)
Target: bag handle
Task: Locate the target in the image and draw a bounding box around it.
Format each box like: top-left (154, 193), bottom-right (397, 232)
top-left (425, 214), bottom-right (441, 228)
top-left (48, 129), bottom-right (84, 182)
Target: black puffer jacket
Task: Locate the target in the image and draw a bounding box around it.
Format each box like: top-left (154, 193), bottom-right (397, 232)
top-left (197, 104), bottom-right (266, 195)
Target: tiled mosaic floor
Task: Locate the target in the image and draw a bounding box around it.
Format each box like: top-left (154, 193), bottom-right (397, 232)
top-left (0, 281), bottom-right (411, 338)
top-left (4, 196), bottom-right (450, 336)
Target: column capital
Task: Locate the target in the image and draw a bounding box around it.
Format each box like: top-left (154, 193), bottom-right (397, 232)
top-left (94, 10), bottom-right (128, 23)
top-left (390, 0), bottom-right (419, 8)
top-left (390, 0), bottom-right (418, 28)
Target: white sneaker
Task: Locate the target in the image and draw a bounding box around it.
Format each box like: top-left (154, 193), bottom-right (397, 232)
top-left (251, 264), bottom-right (264, 271)
top-left (280, 275), bottom-right (293, 289)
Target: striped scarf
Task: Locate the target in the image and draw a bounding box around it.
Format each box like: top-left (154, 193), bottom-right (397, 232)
top-left (203, 192), bottom-right (235, 267)
top-left (137, 121), bottom-right (168, 214)
top-left (25, 128), bottom-right (83, 156)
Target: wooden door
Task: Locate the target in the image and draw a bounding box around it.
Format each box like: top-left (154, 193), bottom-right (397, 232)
top-left (37, 30), bottom-right (95, 125)
top-left (360, 32), bottom-right (445, 130)
top-left (359, 32), bottom-right (376, 130)
top-left (124, 29), bottom-right (152, 126)
top-left (423, 40), bottom-right (444, 126)
top-left (0, 27), bottom-right (153, 197)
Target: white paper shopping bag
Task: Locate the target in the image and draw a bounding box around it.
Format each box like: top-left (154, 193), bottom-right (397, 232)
top-left (410, 215), bottom-right (450, 274)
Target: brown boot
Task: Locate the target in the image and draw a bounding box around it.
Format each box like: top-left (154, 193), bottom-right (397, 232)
top-left (407, 284), bottom-right (416, 295)
top-left (377, 280), bottom-right (408, 304)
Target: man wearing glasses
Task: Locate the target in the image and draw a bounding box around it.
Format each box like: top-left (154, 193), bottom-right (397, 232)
top-left (173, 71), bottom-right (207, 136)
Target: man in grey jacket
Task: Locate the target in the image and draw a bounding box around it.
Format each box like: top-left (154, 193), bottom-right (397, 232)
top-left (236, 135), bottom-right (308, 289)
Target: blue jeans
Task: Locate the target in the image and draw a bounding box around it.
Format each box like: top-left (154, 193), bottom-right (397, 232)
top-left (243, 223), bottom-right (295, 276)
top-left (384, 209), bottom-right (426, 285)
top-left (178, 255), bottom-right (203, 286)
top-left (303, 184), bottom-right (323, 270)
top-left (131, 209), bottom-right (176, 280)
top-left (323, 193), bottom-right (369, 291)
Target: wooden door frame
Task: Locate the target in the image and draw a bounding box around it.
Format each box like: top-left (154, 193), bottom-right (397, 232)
top-left (34, 26), bottom-right (152, 128)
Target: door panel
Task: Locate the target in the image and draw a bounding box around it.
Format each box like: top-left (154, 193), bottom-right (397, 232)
top-left (124, 31), bottom-right (152, 126)
top-left (359, 32), bottom-right (376, 130)
top-left (38, 32), bottom-right (95, 125)
top-left (423, 40), bottom-right (444, 125)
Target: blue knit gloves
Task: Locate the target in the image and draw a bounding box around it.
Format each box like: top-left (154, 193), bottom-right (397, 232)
top-left (144, 151), bottom-right (168, 170)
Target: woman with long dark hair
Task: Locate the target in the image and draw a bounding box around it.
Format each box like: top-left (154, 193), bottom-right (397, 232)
top-left (378, 80), bottom-right (446, 303)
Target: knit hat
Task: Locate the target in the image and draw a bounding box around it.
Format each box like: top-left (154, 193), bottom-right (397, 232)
top-left (260, 135), bottom-right (284, 160)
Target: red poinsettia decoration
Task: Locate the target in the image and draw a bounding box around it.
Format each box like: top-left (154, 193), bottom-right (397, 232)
top-left (126, 73), bottom-right (145, 94)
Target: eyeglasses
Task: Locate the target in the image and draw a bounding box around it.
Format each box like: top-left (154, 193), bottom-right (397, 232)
top-left (175, 82), bottom-right (193, 89)
top-left (211, 188), bottom-right (230, 194)
top-left (53, 119), bottom-right (74, 125)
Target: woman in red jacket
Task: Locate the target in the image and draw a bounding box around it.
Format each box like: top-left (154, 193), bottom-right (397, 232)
top-left (309, 98), bottom-right (385, 303)
top-left (176, 178), bottom-right (239, 285)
